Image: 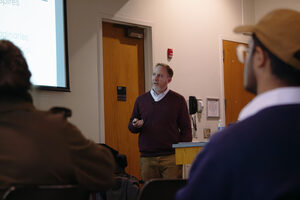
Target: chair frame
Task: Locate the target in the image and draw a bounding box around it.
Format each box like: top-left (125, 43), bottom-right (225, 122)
top-left (138, 179), bottom-right (187, 200)
top-left (0, 184), bottom-right (89, 200)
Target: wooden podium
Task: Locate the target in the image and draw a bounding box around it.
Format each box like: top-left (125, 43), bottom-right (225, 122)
top-left (172, 142), bottom-right (207, 165)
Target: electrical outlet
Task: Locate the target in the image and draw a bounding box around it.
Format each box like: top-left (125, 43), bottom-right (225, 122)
top-left (203, 128), bottom-right (211, 139)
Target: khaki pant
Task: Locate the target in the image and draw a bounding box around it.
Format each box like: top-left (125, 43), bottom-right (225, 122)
top-left (140, 154), bottom-right (182, 182)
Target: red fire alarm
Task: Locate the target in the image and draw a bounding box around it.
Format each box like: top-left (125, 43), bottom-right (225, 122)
top-left (167, 48), bottom-right (173, 59)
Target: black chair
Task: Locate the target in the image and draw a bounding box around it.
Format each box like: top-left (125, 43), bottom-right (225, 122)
top-left (138, 179), bottom-right (187, 200)
top-left (0, 185), bottom-right (90, 200)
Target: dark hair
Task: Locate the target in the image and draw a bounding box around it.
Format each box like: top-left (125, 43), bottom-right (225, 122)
top-left (156, 63), bottom-right (173, 78)
top-left (0, 40), bottom-right (32, 95)
top-left (252, 35), bottom-right (300, 86)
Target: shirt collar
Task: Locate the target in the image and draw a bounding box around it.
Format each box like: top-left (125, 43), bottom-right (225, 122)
top-left (150, 88), bottom-right (170, 102)
top-left (238, 87), bottom-right (300, 121)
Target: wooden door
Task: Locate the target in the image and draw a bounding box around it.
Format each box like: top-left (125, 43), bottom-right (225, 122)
top-left (102, 22), bottom-right (145, 179)
top-left (223, 40), bottom-right (255, 125)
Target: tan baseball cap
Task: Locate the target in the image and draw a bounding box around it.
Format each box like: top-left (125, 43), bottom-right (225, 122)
top-left (234, 9), bottom-right (300, 70)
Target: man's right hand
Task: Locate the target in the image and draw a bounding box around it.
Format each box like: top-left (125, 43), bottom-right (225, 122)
top-left (132, 118), bottom-right (144, 128)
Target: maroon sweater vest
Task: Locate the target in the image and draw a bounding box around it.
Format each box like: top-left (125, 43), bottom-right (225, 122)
top-left (128, 90), bottom-right (192, 157)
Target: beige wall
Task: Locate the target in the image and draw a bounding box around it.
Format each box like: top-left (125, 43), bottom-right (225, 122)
top-left (31, 0), bottom-right (256, 142)
top-left (255, 0), bottom-right (300, 22)
top-left (32, 0), bottom-right (300, 142)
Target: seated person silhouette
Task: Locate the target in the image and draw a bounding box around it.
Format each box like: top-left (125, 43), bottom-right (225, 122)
top-left (0, 39), bottom-right (115, 192)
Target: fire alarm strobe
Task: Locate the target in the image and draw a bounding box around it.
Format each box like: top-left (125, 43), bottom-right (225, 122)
top-left (167, 48), bottom-right (173, 59)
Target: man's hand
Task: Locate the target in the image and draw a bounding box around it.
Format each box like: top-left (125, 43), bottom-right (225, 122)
top-left (132, 118), bottom-right (144, 128)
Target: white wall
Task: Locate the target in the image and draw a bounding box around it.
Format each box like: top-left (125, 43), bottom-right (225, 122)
top-left (31, 1), bottom-right (102, 142)
top-left (243, 0), bottom-right (255, 24)
top-left (31, 0), bottom-right (254, 142)
top-left (255, 0), bottom-right (300, 22)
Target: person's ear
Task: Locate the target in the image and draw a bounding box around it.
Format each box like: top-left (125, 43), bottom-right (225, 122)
top-left (168, 77), bottom-right (172, 83)
top-left (255, 46), bottom-right (268, 68)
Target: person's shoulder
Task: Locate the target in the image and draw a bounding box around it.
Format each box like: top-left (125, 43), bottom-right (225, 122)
top-left (168, 90), bottom-right (186, 101)
top-left (206, 121), bottom-right (253, 153)
top-left (49, 106), bottom-right (72, 119)
top-left (207, 114), bottom-right (270, 157)
top-left (136, 91), bottom-right (151, 101)
top-left (34, 106), bottom-right (72, 125)
top-left (46, 107), bottom-right (86, 137)
top-left (169, 90), bottom-right (184, 99)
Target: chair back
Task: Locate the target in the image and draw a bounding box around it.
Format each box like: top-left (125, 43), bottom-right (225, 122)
top-left (138, 179), bottom-right (187, 200)
top-left (0, 185), bottom-right (89, 200)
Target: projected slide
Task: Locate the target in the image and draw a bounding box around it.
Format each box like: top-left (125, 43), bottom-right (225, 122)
top-left (0, 0), bottom-right (68, 89)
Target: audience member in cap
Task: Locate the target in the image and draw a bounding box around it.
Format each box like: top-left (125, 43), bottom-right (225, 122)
top-left (176, 9), bottom-right (300, 200)
top-left (0, 40), bottom-right (115, 191)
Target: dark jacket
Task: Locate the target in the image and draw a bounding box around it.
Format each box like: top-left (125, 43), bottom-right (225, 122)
top-left (0, 98), bottom-right (115, 191)
top-left (176, 104), bottom-right (300, 200)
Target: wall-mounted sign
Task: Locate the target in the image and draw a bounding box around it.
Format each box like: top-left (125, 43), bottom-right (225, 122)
top-left (117, 86), bottom-right (126, 101)
top-left (207, 98), bottom-right (220, 118)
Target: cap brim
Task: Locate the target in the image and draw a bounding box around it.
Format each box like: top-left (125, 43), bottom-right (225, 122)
top-left (234, 25), bottom-right (255, 35)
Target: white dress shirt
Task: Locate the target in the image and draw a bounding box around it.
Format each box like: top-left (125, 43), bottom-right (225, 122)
top-left (150, 88), bottom-right (170, 102)
top-left (238, 87), bottom-right (300, 121)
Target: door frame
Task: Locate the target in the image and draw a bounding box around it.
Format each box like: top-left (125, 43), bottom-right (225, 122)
top-left (97, 13), bottom-right (154, 143)
top-left (218, 35), bottom-right (250, 125)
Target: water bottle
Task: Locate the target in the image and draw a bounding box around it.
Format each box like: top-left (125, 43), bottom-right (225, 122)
top-left (218, 119), bottom-right (225, 131)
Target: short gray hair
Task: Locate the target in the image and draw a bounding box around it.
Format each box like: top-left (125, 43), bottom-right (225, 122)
top-left (155, 63), bottom-right (173, 77)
